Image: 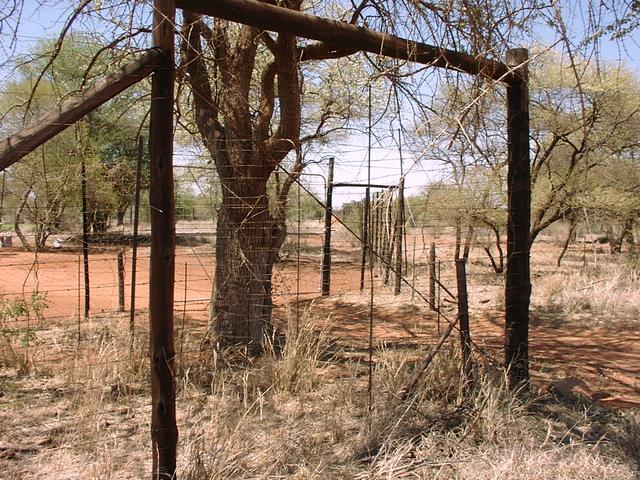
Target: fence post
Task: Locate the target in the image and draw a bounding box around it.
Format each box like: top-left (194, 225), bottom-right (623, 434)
top-left (359, 186), bottom-right (370, 291)
top-left (372, 192), bottom-right (379, 266)
top-left (0, 171), bottom-right (5, 231)
top-left (504, 48), bottom-right (531, 389)
top-left (455, 258), bottom-right (472, 379)
top-left (411, 236), bottom-right (416, 302)
top-left (383, 193), bottom-right (394, 285)
top-left (77, 254), bottom-right (82, 345)
top-left (394, 178), bottom-right (405, 295)
top-left (321, 157), bottom-right (334, 296)
top-left (80, 154), bottom-right (90, 319)
top-left (436, 259), bottom-right (442, 336)
top-left (180, 261), bottom-right (187, 368)
top-left (117, 249), bottom-right (125, 312)
top-left (149, 0), bottom-right (178, 477)
top-left (129, 136), bottom-right (143, 349)
top-left (429, 242), bottom-right (436, 310)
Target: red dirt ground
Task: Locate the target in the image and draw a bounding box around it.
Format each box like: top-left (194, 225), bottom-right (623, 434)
top-left (1, 244), bottom-right (638, 409)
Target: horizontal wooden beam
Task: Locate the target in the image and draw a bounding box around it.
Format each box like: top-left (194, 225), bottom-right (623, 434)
top-left (0, 49), bottom-right (163, 171)
top-left (332, 182), bottom-right (393, 189)
top-left (176, 0), bottom-right (516, 83)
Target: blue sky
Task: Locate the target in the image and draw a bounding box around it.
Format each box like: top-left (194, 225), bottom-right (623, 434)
top-left (2, 0), bottom-right (638, 205)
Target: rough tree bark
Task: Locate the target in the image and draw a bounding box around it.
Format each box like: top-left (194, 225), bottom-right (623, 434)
top-left (182, 6), bottom-right (320, 351)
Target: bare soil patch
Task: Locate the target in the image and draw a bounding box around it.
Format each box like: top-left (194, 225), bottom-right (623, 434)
top-left (1, 241), bottom-right (638, 408)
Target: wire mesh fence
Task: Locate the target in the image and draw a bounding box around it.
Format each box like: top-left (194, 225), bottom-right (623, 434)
top-left (1, 156), bottom-right (636, 477)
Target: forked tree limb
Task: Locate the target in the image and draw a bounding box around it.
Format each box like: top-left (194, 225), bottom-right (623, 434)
top-left (0, 49), bottom-right (163, 171)
top-left (176, 0), bottom-right (518, 83)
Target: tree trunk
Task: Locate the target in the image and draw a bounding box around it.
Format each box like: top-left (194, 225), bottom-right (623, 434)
top-left (556, 220), bottom-right (577, 267)
top-left (90, 209), bottom-right (110, 234)
top-left (485, 222), bottom-right (504, 274)
top-left (454, 217), bottom-right (462, 260)
top-left (210, 179), bottom-right (285, 353)
top-left (116, 205), bottom-right (127, 226)
top-left (14, 187), bottom-right (32, 251)
top-left (608, 219), bottom-right (632, 254)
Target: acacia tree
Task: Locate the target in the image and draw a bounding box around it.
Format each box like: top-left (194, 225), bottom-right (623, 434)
top-left (180, 6), bottom-right (371, 350)
top-left (1, 35), bottom-right (149, 243)
top-left (417, 48), bottom-right (640, 272)
top-left (417, 78), bottom-right (508, 266)
top-left (0, 68), bottom-right (81, 250)
top-left (529, 54), bottom-right (640, 243)
top-left (176, 0), bottom-right (552, 351)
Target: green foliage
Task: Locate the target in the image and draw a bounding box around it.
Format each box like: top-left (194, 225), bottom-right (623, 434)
top-left (285, 184), bottom-right (324, 222)
top-left (416, 46), bottom-right (640, 251)
top-left (0, 34), bottom-right (149, 245)
top-left (0, 296), bottom-right (29, 322)
top-left (0, 292), bottom-right (48, 372)
top-left (529, 50), bottom-right (640, 241)
top-left (0, 292), bottom-right (48, 325)
top-left (338, 198), bottom-right (364, 239)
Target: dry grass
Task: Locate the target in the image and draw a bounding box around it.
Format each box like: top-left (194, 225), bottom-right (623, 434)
top-left (531, 258), bottom-right (640, 326)
top-left (1, 308), bottom-right (638, 479)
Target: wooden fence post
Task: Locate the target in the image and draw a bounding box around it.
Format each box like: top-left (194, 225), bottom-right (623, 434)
top-left (373, 192), bottom-right (379, 265)
top-left (321, 157), bottom-right (334, 296)
top-left (149, 0), bottom-right (177, 477)
top-left (117, 249), bottom-right (125, 312)
top-left (436, 259), bottom-right (442, 336)
top-left (383, 193), bottom-right (394, 285)
top-left (455, 258), bottom-right (472, 379)
top-left (80, 153), bottom-right (90, 320)
top-left (504, 48), bottom-right (531, 389)
top-left (411, 236), bottom-right (416, 302)
top-left (359, 186), bottom-right (370, 291)
top-left (77, 254), bottom-right (82, 344)
top-left (429, 242), bottom-right (436, 310)
top-left (394, 178), bottom-right (405, 295)
top-left (0, 171), bottom-right (5, 230)
top-left (129, 136), bottom-right (143, 350)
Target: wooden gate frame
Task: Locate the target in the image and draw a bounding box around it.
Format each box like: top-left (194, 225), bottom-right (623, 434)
top-left (0, 0), bottom-right (530, 477)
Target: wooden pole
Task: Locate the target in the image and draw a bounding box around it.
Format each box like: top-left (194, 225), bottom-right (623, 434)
top-left (80, 154), bottom-right (90, 320)
top-left (455, 259), bottom-right (472, 379)
top-left (378, 193), bottom-right (384, 269)
top-left (0, 171), bottom-right (5, 231)
top-left (411, 236), bottom-right (416, 302)
top-left (372, 192), bottom-right (379, 266)
top-left (504, 48), bottom-right (531, 389)
top-left (77, 254), bottom-right (81, 345)
top-left (176, 0), bottom-right (516, 83)
top-left (0, 51), bottom-right (161, 171)
top-left (117, 249), bottom-right (125, 312)
top-left (360, 187), bottom-right (370, 291)
top-left (398, 314), bottom-right (459, 403)
top-left (361, 85), bottom-right (372, 292)
top-left (383, 196), bottom-right (394, 285)
top-left (180, 261), bottom-right (187, 367)
top-left (394, 178), bottom-right (405, 295)
top-left (129, 136), bottom-right (143, 350)
top-left (149, 0), bottom-right (177, 477)
top-left (437, 260), bottom-right (442, 336)
top-left (321, 157), bottom-right (334, 296)
top-left (429, 242), bottom-right (436, 311)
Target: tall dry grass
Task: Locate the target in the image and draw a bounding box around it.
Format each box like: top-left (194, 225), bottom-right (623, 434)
top-left (1, 305), bottom-right (639, 479)
top-left (532, 262), bottom-right (640, 323)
